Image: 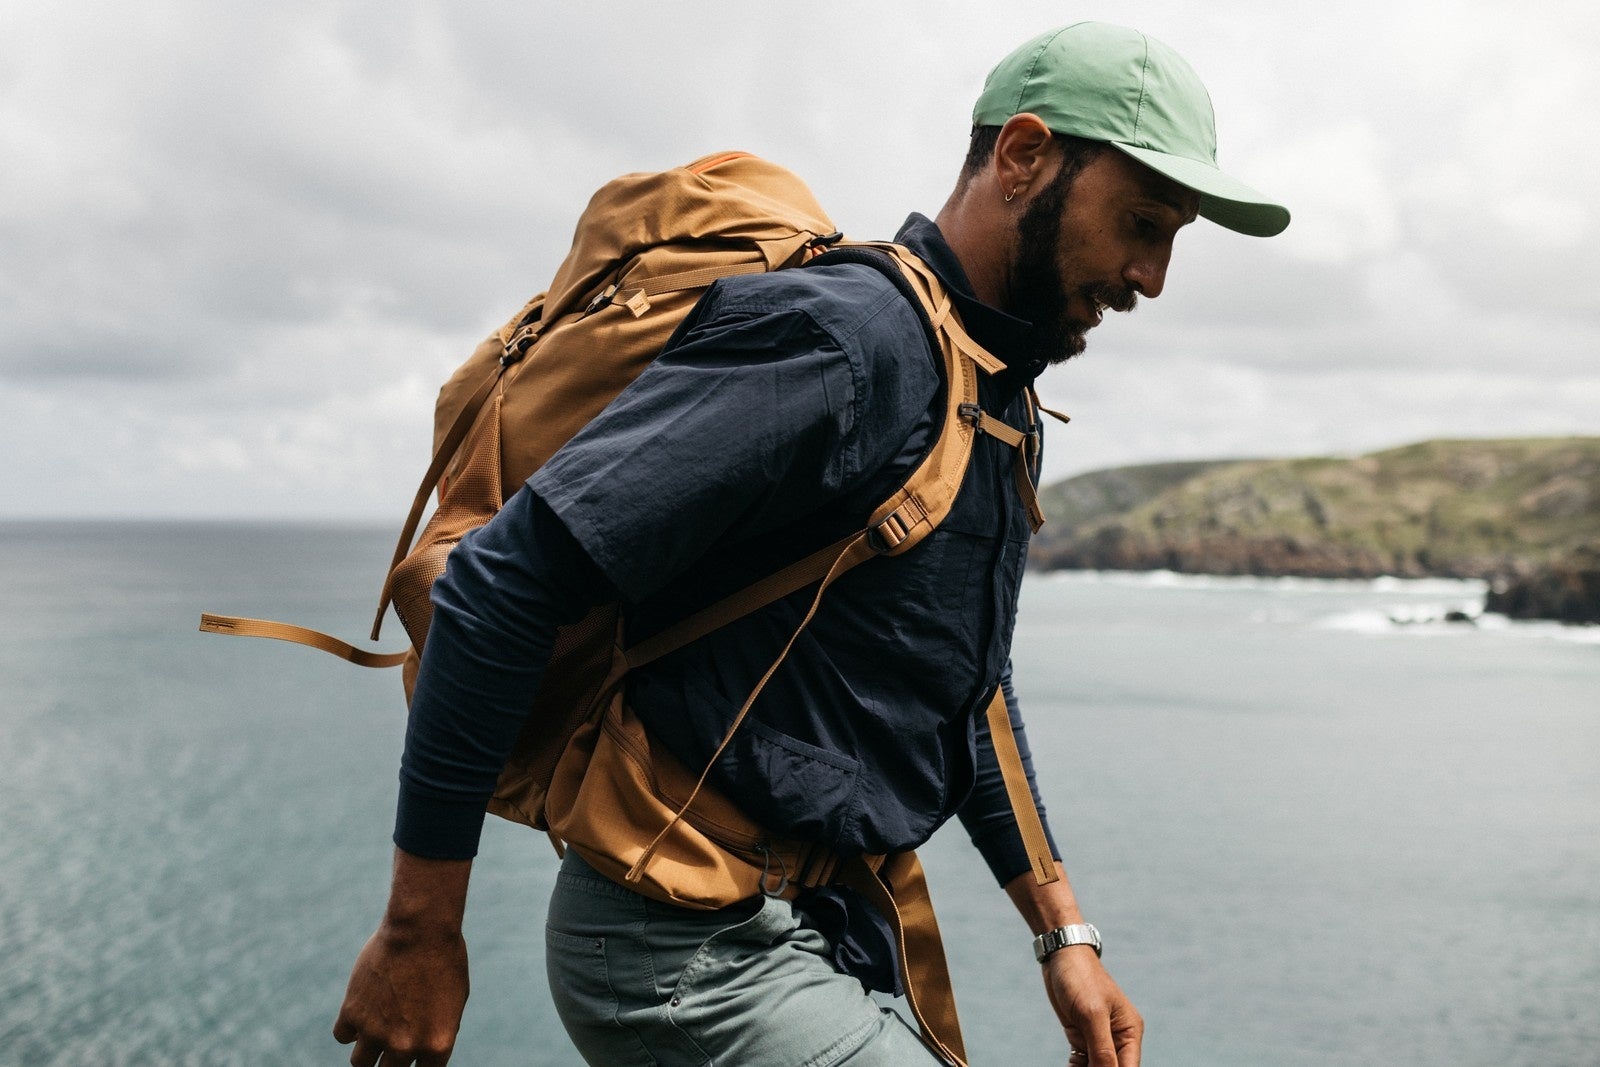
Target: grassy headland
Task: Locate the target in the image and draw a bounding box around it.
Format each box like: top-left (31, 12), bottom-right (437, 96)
top-left (1030, 437), bottom-right (1600, 583)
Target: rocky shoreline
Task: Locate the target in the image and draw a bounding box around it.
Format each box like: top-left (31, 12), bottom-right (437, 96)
top-left (1029, 438), bottom-right (1600, 624)
top-left (1484, 548), bottom-right (1600, 624)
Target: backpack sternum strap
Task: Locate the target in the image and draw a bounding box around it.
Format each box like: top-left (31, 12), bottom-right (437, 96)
top-left (959, 403), bottom-right (1047, 534)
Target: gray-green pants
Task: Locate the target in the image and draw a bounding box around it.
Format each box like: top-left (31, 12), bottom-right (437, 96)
top-left (545, 849), bottom-right (940, 1066)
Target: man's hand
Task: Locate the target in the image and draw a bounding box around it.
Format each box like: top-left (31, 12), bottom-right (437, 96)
top-left (1041, 945), bottom-right (1142, 1067)
top-left (333, 850), bottom-right (473, 1066)
top-left (1003, 862), bottom-right (1143, 1066)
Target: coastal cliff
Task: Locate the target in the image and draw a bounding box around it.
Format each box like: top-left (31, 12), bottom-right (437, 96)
top-left (1030, 438), bottom-right (1600, 602)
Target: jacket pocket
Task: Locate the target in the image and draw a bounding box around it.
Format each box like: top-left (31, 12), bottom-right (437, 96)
top-left (716, 716), bottom-right (861, 848)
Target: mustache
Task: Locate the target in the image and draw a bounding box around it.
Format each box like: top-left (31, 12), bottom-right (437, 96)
top-left (1085, 282), bottom-right (1138, 315)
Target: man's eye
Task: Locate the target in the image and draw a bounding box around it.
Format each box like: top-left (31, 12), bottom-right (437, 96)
top-left (1132, 215), bottom-right (1157, 238)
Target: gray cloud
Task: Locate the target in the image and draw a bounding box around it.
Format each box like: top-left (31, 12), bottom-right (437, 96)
top-left (2, 0), bottom-right (1596, 518)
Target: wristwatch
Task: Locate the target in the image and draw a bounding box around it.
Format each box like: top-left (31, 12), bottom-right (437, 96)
top-left (1033, 923), bottom-right (1102, 962)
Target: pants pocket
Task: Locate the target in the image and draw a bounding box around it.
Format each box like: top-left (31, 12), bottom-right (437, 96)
top-left (545, 926), bottom-right (657, 1065)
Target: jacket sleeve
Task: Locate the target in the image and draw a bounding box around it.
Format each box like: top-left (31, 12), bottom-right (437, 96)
top-left (396, 269), bottom-right (931, 860)
top-left (394, 488), bottom-right (615, 860)
top-left (956, 659), bottom-right (1062, 885)
top-left (528, 271), bottom-right (931, 603)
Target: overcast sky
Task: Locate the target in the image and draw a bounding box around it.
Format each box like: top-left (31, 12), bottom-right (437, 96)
top-left (4, 0), bottom-right (1596, 520)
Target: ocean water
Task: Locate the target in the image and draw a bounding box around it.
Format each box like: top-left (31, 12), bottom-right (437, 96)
top-left (2, 521), bottom-right (1596, 1066)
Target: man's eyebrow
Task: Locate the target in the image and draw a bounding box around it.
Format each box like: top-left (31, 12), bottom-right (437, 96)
top-left (1129, 168), bottom-right (1201, 221)
top-left (1140, 183), bottom-right (1200, 223)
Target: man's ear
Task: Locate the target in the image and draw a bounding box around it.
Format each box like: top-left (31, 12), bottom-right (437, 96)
top-left (992, 113), bottom-right (1056, 204)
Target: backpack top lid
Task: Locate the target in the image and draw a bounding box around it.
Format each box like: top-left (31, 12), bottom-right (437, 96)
top-left (541, 153), bottom-right (838, 324)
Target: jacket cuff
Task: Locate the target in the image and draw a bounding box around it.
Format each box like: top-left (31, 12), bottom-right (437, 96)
top-left (393, 783), bottom-right (488, 861)
top-left (971, 823), bottom-right (1061, 887)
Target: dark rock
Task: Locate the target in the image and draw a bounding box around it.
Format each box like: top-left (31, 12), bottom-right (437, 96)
top-left (1484, 546), bottom-right (1600, 623)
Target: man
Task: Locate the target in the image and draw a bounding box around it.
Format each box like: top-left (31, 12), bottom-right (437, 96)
top-left (334, 21), bottom-right (1288, 1067)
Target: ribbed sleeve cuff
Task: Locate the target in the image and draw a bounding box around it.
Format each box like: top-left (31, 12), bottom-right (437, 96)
top-left (970, 820), bottom-right (1061, 887)
top-left (393, 783), bottom-right (489, 861)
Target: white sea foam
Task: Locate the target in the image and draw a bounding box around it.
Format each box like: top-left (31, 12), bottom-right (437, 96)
top-left (1032, 569), bottom-right (1600, 642)
top-left (1314, 603), bottom-right (1600, 642)
top-left (1316, 606), bottom-right (1485, 637)
top-left (1033, 568), bottom-right (1488, 597)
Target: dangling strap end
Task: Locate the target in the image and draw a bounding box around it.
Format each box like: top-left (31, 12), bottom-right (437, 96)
top-left (1032, 391), bottom-right (1072, 426)
top-left (198, 612), bottom-right (410, 668)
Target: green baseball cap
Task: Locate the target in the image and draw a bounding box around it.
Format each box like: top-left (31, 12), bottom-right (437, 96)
top-left (973, 22), bottom-right (1290, 237)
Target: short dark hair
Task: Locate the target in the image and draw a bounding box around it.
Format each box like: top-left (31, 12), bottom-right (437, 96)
top-left (957, 124), bottom-right (1106, 193)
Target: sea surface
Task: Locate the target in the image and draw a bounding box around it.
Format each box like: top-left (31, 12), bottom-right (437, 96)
top-left (2, 521), bottom-right (1596, 1066)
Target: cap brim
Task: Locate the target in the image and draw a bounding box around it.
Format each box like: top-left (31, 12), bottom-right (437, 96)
top-left (1112, 143), bottom-right (1290, 237)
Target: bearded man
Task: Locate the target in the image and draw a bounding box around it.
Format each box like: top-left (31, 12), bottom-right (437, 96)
top-left (335, 21), bottom-right (1288, 1067)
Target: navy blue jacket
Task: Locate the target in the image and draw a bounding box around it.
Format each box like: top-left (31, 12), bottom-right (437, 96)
top-left (397, 214), bottom-right (1059, 889)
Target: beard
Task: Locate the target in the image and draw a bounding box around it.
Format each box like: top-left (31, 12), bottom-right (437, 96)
top-left (1008, 166), bottom-right (1138, 366)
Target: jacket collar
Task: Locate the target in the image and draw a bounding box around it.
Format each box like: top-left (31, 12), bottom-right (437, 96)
top-left (894, 213), bottom-right (1051, 386)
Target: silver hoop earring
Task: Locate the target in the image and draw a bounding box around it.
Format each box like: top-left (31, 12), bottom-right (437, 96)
top-left (1004, 188), bottom-right (1016, 203)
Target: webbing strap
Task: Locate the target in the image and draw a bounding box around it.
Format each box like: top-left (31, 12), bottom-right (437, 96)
top-left (198, 613), bottom-right (410, 668)
top-left (858, 244), bottom-right (1005, 376)
top-left (372, 359), bottom-right (506, 640)
top-left (1013, 449), bottom-right (1045, 533)
top-left (636, 259), bottom-right (767, 298)
top-left (839, 852), bottom-right (967, 1066)
top-left (624, 532), bottom-right (869, 886)
top-left (1032, 391), bottom-right (1072, 426)
top-left (621, 529), bottom-right (873, 672)
top-left (969, 409), bottom-right (1045, 533)
top-left (1016, 391), bottom-right (1047, 532)
top-left (973, 410), bottom-right (1027, 448)
top-left (621, 496), bottom-right (928, 672)
top-left (983, 686), bottom-right (1059, 885)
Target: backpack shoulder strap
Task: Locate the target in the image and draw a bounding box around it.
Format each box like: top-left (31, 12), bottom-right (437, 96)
top-left (619, 244), bottom-right (1010, 878)
top-left (620, 242), bottom-right (991, 671)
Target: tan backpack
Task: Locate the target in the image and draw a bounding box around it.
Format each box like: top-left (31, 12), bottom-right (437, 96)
top-left (201, 152), bottom-right (1060, 1065)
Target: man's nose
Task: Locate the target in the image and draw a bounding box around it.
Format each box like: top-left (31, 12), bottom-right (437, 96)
top-left (1124, 249), bottom-right (1172, 300)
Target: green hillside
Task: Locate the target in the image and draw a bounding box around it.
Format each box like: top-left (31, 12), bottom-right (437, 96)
top-left (1030, 437), bottom-right (1600, 580)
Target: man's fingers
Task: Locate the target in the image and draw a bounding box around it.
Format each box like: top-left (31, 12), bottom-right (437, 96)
top-left (1084, 1013), bottom-right (1120, 1067)
top-left (416, 1045), bottom-right (455, 1067)
top-left (1116, 1030), bottom-right (1142, 1067)
top-left (348, 1035), bottom-right (384, 1067)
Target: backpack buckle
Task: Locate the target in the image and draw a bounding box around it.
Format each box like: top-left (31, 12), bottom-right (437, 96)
top-left (586, 284), bottom-right (619, 314)
top-left (958, 402), bottom-right (983, 429)
top-left (868, 509), bottom-right (911, 552)
top-left (803, 232), bottom-right (845, 259)
top-left (501, 323), bottom-right (540, 366)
